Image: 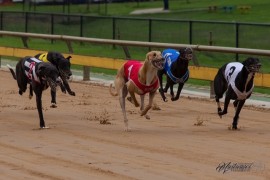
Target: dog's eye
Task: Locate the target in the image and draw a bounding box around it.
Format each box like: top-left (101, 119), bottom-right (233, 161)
top-left (153, 53), bottom-right (156, 57)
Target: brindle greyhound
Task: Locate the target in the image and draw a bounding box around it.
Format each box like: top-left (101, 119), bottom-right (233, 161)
top-left (35, 51), bottom-right (75, 108)
top-left (214, 57), bottom-right (261, 130)
top-left (8, 56), bottom-right (64, 128)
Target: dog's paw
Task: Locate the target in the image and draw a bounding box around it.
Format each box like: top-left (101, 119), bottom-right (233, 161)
top-left (218, 110), bottom-right (227, 116)
top-left (39, 126), bottom-right (50, 129)
top-left (162, 97), bottom-right (168, 102)
top-left (171, 97), bottom-right (179, 101)
top-left (124, 126), bottom-right (131, 132)
top-left (152, 104), bottom-right (161, 110)
top-left (228, 125), bottom-right (240, 131)
top-left (69, 91), bottom-right (75, 96)
top-left (50, 103), bottom-right (57, 108)
top-left (145, 115), bottom-right (150, 120)
top-left (141, 106), bottom-right (151, 116)
top-left (217, 108), bottom-right (223, 118)
top-left (127, 97), bottom-right (140, 107)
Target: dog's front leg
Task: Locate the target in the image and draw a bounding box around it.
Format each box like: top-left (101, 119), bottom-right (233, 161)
top-left (233, 100), bottom-right (239, 111)
top-left (218, 93), bottom-right (230, 117)
top-left (141, 92), bottom-right (155, 116)
top-left (129, 91), bottom-right (140, 107)
top-left (157, 70), bottom-right (167, 102)
top-left (59, 80), bottom-right (67, 94)
top-left (163, 82), bottom-right (170, 93)
top-left (171, 83), bottom-right (184, 101)
top-left (62, 78), bottom-right (75, 96)
top-left (232, 100), bottom-right (245, 130)
top-left (34, 87), bottom-right (46, 128)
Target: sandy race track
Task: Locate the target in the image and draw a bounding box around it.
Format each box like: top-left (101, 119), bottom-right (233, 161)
top-left (0, 68), bottom-right (269, 180)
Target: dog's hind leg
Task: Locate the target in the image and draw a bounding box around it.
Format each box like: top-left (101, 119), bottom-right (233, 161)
top-left (218, 91), bottom-right (231, 117)
top-left (119, 85), bottom-right (129, 131)
top-left (215, 98), bottom-right (222, 117)
top-left (29, 84), bottom-right (33, 99)
top-left (158, 70), bottom-right (168, 102)
top-left (214, 69), bottom-right (227, 116)
top-left (232, 100), bottom-right (245, 130)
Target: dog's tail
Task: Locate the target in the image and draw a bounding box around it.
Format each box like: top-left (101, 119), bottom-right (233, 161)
top-left (109, 84), bottom-right (118, 96)
top-left (7, 64), bottom-right (17, 80)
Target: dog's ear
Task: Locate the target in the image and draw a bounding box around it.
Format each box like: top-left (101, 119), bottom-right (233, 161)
top-left (146, 51), bottom-right (157, 61)
top-left (66, 56), bottom-right (72, 61)
top-left (179, 47), bottom-right (193, 61)
top-left (242, 57), bottom-right (253, 66)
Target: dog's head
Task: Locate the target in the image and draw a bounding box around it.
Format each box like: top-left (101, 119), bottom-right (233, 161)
top-left (36, 62), bottom-right (62, 92)
top-left (48, 52), bottom-right (72, 79)
top-left (242, 57), bottom-right (261, 73)
top-left (146, 51), bottom-right (165, 70)
top-left (179, 47), bottom-right (193, 62)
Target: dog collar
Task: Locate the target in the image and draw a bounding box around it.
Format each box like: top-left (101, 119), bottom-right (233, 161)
top-left (38, 53), bottom-right (49, 62)
top-left (166, 69), bottom-right (189, 83)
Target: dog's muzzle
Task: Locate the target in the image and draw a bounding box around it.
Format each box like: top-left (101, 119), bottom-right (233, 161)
top-left (152, 58), bottom-right (165, 70)
top-left (185, 54), bottom-right (193, 61)
top-left (246, 63), bottom-right (261, 73)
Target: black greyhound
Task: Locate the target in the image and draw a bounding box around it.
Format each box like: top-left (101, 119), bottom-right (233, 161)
top-left (8, 56), bottom-right (64, 128)
top-left (214, 57), bottom-right (261, 130)
top-left (158, 48), bottom-right (193, 102)
top-left (35, 51), bottom-right (75, 108)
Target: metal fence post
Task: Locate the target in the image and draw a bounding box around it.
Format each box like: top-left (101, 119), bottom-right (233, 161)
top-left (83, 66), bottom-right (90, 81)
top-left (189, 20), bottom-right (193, 44)
top-left (112, 17), bottom-right (116, 49)
top-left (149, 19), bottom-right (152, 42)
top-left (210, 81), bottom-right (215, 99)
top-left (51, 14), bottom-right (54, 44)
top-left (0, 12), bottom-right (2, 30)
top-left (235, 22), bottom-right (239, 61)
top-left (25, 12), bottom-right (28, 32)
top-left (80, 15), bottom-right (83, 46)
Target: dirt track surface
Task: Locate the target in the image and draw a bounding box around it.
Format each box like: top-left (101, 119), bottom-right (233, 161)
top-left (0, 69), bottom-right (270, 180)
